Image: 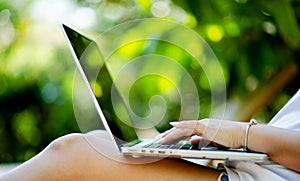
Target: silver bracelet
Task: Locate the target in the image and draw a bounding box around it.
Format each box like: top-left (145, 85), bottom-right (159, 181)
top-left (243, 119), bottom-right (257, 151)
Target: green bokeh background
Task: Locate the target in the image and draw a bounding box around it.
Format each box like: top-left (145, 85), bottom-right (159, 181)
top-left (0, 0), bottom-right (299, 163)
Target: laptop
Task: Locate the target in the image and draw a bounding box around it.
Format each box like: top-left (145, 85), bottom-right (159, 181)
top-left (61, 24), bottom-right (268, 162)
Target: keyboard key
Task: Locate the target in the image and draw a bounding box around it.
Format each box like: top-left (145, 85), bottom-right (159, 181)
top-left (158, 144), bottom-right (172, 149)
top-left (143, 142), bottom-right (161, 148)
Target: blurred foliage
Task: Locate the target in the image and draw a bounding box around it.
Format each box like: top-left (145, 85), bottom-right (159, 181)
top-left (0, 0), bottom-right (299, 163)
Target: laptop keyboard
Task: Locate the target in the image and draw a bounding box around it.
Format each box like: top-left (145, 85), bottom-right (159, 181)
top-left (142, 141), bottom-right (199, 150)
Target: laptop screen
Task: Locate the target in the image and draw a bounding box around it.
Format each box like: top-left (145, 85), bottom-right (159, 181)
top-left (62, 25), bottom-right (138, 145)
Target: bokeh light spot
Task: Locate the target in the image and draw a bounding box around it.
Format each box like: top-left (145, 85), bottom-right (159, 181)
top-left (92, 81), bottom-right (103, 98)
top-left (262, 21), bottom-right (277, 35)
top-left (12, 110), bottom-right (41, 146)
top-left (205, 25), bottom-right (224, 42)
top-left (41, 83), bottom-right (59, 103)
top-left (158, 77), bottom-right (175, 93)
top-left (224, 21), bottom-right (240, 37)
top-left (151, 1), bottom-right (171, 18)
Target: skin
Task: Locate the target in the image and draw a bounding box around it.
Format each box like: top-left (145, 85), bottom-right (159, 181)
top-left (0, 130), bottom-right (221, 181)
top-left (158, 119), bottom-right (300, 173)
top-left (1, 119), bottom-right (299, 180)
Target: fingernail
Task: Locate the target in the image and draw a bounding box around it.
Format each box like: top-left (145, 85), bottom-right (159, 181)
top-left (170, 122), bottom-right (179, 126)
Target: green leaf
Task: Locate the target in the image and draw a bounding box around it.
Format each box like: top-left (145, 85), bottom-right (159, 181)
top-left (254, 0), bottom-right (300, 49)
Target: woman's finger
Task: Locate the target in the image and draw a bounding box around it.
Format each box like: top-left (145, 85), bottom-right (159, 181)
top-left (170, 120), bottom-right (203, 131)
top-left (190, 135), bottom-right (207, 145)
top-left (155, 127), bottom-right (176, 140)
top-left (157, 128), bottom-right (195, 144)
top-left (157, 121), bottom-right (205, 144)
top-left (190, 136), bottom-right (229, 150)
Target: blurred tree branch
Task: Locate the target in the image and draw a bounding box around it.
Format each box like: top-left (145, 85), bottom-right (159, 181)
top-left (236, 63), bottom-right (298, 121)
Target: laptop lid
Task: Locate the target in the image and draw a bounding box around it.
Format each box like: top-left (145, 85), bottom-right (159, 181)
top-left (61, 24), bottom-right (141, 149)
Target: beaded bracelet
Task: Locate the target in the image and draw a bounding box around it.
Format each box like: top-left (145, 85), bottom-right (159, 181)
top-left (243, 119), bottom-right (257, 151)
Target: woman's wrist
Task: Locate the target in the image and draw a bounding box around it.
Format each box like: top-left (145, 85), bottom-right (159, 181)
top-left (242, 119), bottom-right (257, 151)
top-left (238, 122), bottom-right (248, 148)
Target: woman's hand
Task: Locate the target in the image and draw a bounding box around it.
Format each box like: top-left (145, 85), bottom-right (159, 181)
top-left (158, 119), bottom-right (248, 149)
top-left (158, 119), bottom-right (300, 172)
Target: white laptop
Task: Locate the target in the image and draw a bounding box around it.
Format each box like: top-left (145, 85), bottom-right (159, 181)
top-left (61, 24), bottom-right (268, 162)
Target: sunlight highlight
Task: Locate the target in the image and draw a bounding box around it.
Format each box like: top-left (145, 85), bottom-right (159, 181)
top-left (205, 25), bottom-right (224, 42)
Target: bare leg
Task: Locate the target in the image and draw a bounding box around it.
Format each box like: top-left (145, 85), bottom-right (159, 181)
top-left (0, 130), bottom-right (221, 181)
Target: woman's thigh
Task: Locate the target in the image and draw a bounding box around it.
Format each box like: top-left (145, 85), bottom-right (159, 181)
top-left (1, 130), bottom-right (221, 181)
top-left (81, 130), bottom-right (221, 180)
